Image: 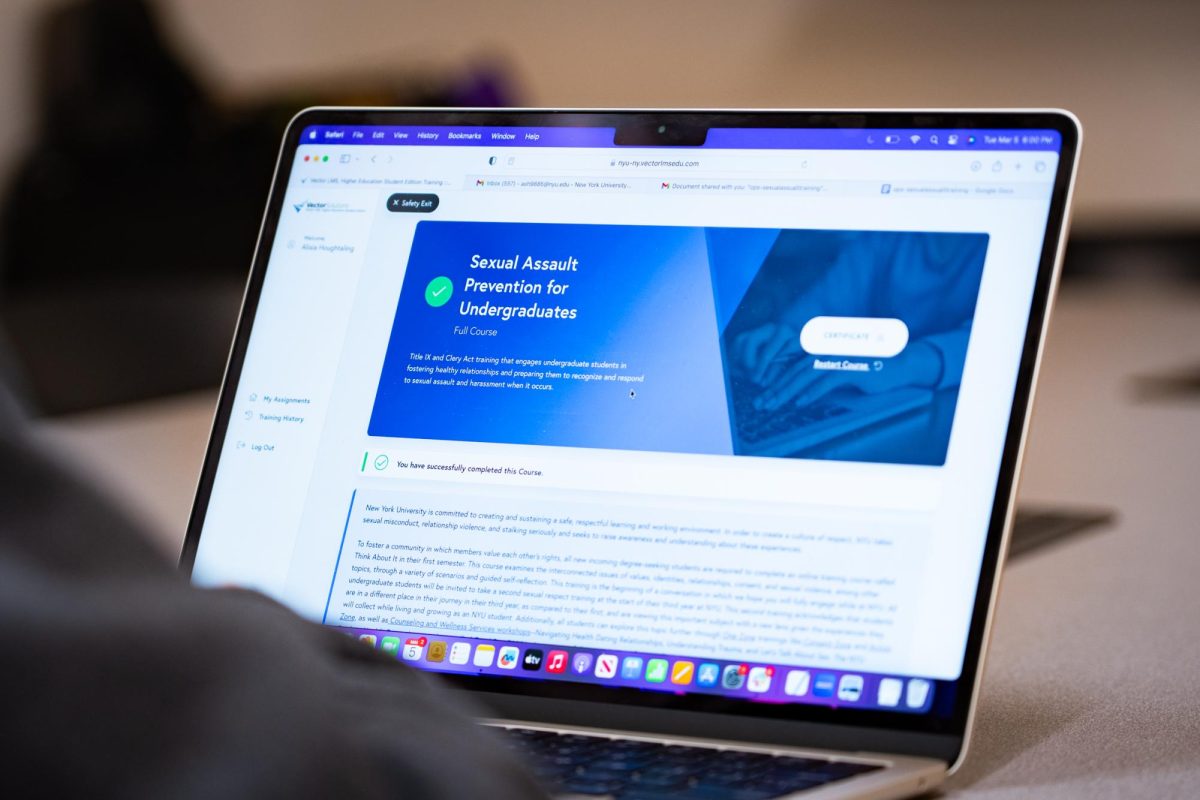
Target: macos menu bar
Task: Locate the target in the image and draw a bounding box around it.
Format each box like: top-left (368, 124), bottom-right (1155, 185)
top-left (300, 125), bottom-right (1062, 151)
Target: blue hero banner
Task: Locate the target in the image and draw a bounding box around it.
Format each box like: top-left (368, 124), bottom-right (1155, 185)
top-left (368, 222), bottom-right (988, 466)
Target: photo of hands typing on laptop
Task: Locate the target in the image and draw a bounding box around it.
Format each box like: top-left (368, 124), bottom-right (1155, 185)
top-left (17, 1), bottom-right (1200, 795)
top-left (728, 229), bottom-right (988, 464)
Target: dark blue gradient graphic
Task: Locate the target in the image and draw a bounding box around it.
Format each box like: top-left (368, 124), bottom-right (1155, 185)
top-left (368, 221), bottom-right (987, 465)
top-left (719, 230), bottom-right (988, 465)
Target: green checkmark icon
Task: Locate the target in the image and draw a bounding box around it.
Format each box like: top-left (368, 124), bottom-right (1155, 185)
top-left (374, 454), bottom-right (389, 470)
top-left (424, 276), bottom-right (453, 307)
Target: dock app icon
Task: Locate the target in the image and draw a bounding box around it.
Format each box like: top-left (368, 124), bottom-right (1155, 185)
top-left (621, 657), bottom-right (644, 680)
top-left (473, 644), bottom-right (496, 668)
top-left (813, 673), bottom-right (837, 698)
top-left (448, 642), bottom-right (471, 665)
top-left (721, 665), bottom-right (746, 690)
top-left (497, 646), bottom-right (520, 670)
top-left (837, 675), bottom-right (864, 702)
top-left (784, 670), bottom-right (811, 697)
top-left (402, 637), bottom-right (426, 661)
top-left (747, 666), bottom-right (773, 693)
top-left (546, 650), bottom-right (568, 674)
top-left (670, 661), bottom-right (695, 685)
top-left (595, 654), bottom-right (619, 679)
top-left (522, 649), bottom-right (544, 671)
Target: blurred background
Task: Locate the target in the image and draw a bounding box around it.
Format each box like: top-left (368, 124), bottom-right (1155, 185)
top-left (0, 0), bottom-right (1196, 416)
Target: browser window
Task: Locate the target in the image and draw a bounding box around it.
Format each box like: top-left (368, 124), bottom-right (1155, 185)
top-left (192, 124), bottom-right (1061, 716)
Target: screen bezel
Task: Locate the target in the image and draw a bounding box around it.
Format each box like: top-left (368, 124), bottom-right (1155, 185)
top-left (180, 108), bottom-right (1081, 765)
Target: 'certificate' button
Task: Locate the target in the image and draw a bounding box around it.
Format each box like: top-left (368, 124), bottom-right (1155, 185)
top-left (799, 316), bottom-right (910, 358)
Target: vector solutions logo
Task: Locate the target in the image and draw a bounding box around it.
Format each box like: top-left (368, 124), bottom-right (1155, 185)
top-left (289, 199), bottom-right (365, 215)
top-left (292, 199), bottom-right (331, 213)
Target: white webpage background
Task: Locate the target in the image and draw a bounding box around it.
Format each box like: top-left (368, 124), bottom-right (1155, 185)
top-left (193, 142), bottom-right (1057, 681)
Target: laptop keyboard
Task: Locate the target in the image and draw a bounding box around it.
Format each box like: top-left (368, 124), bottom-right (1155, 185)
top-left (501, 728), bottom-right (882, 799)
top-left (733, 394), bottom-right (851, 445)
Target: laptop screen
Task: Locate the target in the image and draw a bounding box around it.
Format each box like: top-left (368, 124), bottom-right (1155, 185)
top-left (189, 112), bottom-right (1067, 725)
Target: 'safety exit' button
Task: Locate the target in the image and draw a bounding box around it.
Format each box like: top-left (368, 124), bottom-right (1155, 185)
top-left (799, 316), bottom-right (910, 358)
top-left (386, 193), bottom-right (440, 212)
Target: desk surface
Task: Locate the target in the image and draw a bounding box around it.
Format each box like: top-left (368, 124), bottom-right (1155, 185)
top-left (36, 283), bottom-right (1200, 797)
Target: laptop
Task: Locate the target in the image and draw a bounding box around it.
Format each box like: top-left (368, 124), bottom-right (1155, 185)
top-left (182, 109), bottom-right (1080, 799)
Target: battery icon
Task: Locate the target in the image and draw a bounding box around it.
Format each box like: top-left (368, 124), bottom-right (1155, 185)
top-left (884, 135), bottom-right (902, 144)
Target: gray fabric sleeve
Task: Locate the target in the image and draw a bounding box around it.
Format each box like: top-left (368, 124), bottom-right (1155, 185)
top-left (0, 395), bottom-right (545, 800)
